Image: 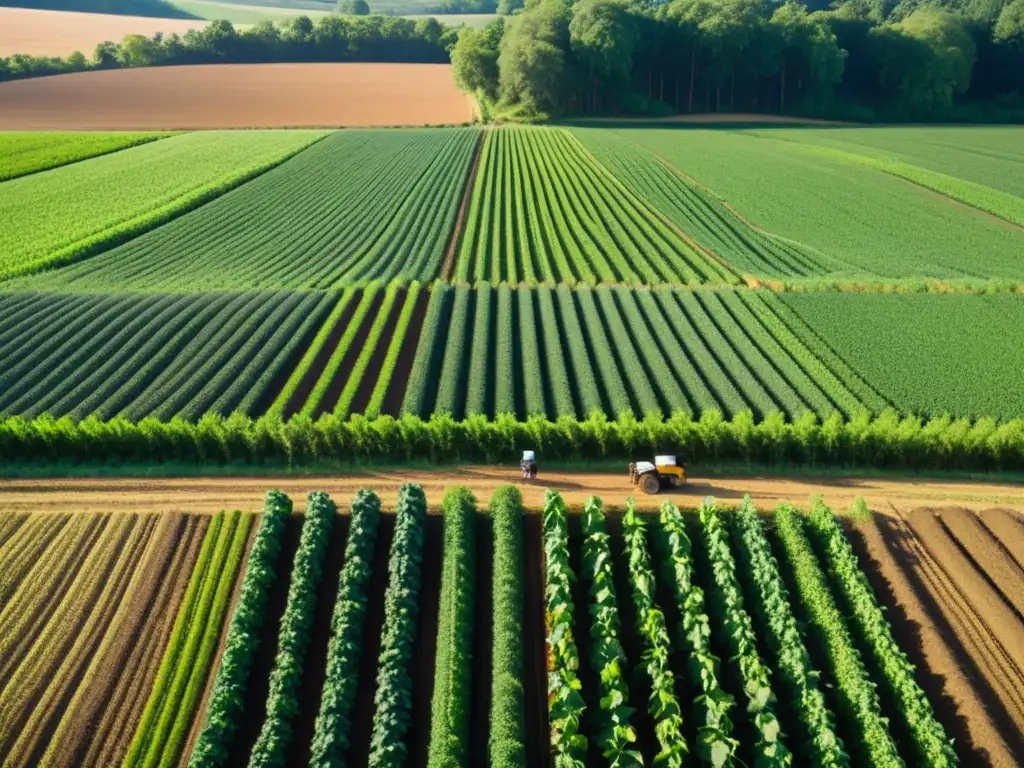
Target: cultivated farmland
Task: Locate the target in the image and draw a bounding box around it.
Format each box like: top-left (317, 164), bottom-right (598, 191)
top-left (20, 129), bottom-right (479, 290)
top-left (453, 127), bottom-right (737, 285)
top-left (0, 63), bottom-right (476, 130)
top-left (0, 130), bottom-right (326, 282)
top-left (0, 130), bottom-right (170, 182)
top-left (6, 486), bottom-right (1004, 767)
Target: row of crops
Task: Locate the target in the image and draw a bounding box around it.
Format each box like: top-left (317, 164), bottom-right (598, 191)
top-left (401, 282), bottom-right (882, 420)
top-left (454, 127), bottom-right (737, 286)
top-left (0, 283), bottom-right (888, 423)
top-left (0, 489), bottom-right (967, 768)
top-left (542, 491), bottom-right (956, 767)
top-left (15, 129), bottom-right (479, 291)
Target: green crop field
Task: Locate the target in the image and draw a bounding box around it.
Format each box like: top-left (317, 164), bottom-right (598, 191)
top-left (602, 126), bottom-right (1024, 281)
top-left (0, 122), bottom-right (1022, 473)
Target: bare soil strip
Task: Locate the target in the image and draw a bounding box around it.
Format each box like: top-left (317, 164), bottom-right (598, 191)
top-left (521, 513), bottom-right (550, 768)
top-left (0, 63), bottom-right (473, 130)
top-left (938, 507), bottom-right (1024, 620)
top-left (891, 509), bottom-right (1024, 738)
top-left (4, 471), bottom-right (1024, 515)
top-left (848, 515), bottom-right (1021, 766)
top-left (380, 290), bottom-right (429, 416)
top-left (0, 7), bottom-right (209, 58)
top-left (976, 508), bottom-right (1024, 570)
top-left (47, 512), bottom-right (186, 768)
top-left (84, 515), bottom-right (209, 768)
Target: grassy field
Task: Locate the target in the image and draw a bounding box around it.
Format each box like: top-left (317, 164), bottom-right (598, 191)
top-left (605, 126), bottom-right (1024, 281)
top-left (0, 131), bottom-right (171, 181)
top-left (781, 292), bottom-right (1024, 420)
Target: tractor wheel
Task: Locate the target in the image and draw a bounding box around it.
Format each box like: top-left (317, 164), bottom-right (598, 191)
top-left (641, 473), bottom-right (661, 495)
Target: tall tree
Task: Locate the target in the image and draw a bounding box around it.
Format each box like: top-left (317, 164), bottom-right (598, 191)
top-left (569, 0), bottom-right (639, 111)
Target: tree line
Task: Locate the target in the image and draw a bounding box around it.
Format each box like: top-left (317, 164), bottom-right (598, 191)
top-left (0, 15), bottom-right (456, 83)
top-left (452, 0), bottom-right (1024, 120)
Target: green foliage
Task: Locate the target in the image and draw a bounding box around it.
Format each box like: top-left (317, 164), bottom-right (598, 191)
top-left (805, 496), bottom-right (958, 766)
top-left (188, 492), bottom-right (292, 768)
top-left (697, 499), bottom-right (792, 765)
top-left (0, 132), bottom-right (171, 182)
top-left (435, 284), bottom-right (475, 418)
top-left (543, 489), bottom-right (588, 766)
top-left (427, 488), bottom-right (477, 767)
top-left (17, 130), bottom-right (477, 291)
top-left (368, 483), bottom-right (428, 767)
top-left (309, 489), bottom-right (382, 767)
top-left (579, 496), bottom-right (641, 765)
top-left (518, 287), bottom-right (548, 416)
top-left (730, 497), bottom-right (849, 766)
top-left (249, 493), bottom-right (336, 768)
top-left (622, 501), bottom-right (687, 766)
top-left (780, 292), bottom-right (1024, 420)
top-left (5, 408), bottom-right (1024, 471)
top-left (452, 126), bottom-right (731, 285)
top-left (772, 504), bottom-right (902, 767)
top-left (366, 284), bottom-right (423, 419)
top-left (403, 284), bottom-right (454, 418)
top-left (655, 501), bottom-right (736, 766)
top-left (465, 282), bottom-right (494, 417)
top-left (1, 131), bottom-right (325, 284)
top-left (488, 485), bottom-right (526, 767)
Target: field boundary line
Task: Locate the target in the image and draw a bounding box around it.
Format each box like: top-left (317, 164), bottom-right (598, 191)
top-left (442, 129), bottom-right (485, 281)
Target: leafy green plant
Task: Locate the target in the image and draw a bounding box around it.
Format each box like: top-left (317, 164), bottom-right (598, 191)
top-left (309, 489), bottom-right (382, 768)
top-left (622, 501), bottom-right (688, 767)
top-left (427, 487), bottom-right (477, 767)
top-left (368, 483), bottom-right (427, 767)
top-left (188, 491), bottom-right (292, 768)
top-left (579, 496), bottom-right (641, 766)
top-left (696, 499), bottom-right (791, 766)
top-left (543, 489), bottom-right (587, 767)
top-left (249, 492), bottom-right (336, 768)
top-left (654, 500), bottom-right (736, 766)
top-left (805, 496), bottom-right (957, 767)
top-left (489, 486), bottom-right (526, 767)
top-left (730, 496), bottom-right (849, 767)
top-left (773, 503), bottom-right (902, 767)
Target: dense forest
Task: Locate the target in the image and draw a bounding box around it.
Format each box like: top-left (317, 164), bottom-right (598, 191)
top-left (453, 0), bottom-right (1024, 119)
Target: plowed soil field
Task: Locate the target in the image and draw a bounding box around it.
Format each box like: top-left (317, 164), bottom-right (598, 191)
top-left (0, 8), bottom-right (209, 57)
top-left (852, 506), bottom-right (1024, 767)
top-left (0, 63), bottom-right (475, 130)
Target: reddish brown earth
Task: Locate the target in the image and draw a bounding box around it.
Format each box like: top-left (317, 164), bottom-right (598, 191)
top-left (858, 508), bottom-right (1024, 766)
top-left (0, 7), bottom-right (209, 58)
top-left (0, 63), bottom-right (475, 130)
top-left (3, 470), bottom-right (1023, 515)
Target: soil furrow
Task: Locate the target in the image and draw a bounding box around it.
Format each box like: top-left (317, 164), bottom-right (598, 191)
top-left (892, 511), bottom-right (1024, 729)
top-left (938, 507), bottom-right (1024, 620)
top-left (976, 508), bottom-right (1024, 571)
top-left (851, 514), bottom-right (1021, 766)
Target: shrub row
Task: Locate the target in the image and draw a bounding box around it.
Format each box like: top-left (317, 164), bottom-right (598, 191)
top-left (730, 497), bottom-right (849, 767)
top-left (622, 502), bottom-right (688, 767)
top-left (579, 496), bottom-right (641, 765)
top-left (188, 491), bottom-right (292, 768)
top-left (309, 489), bottom-right (383, 768)
top-left (4, 408), bottom-right (1024, 472)
top-left (542, 489), bottom-right (587, 766)
top-left (488, 486), bottom-right (526, 767)
top-left (427, 488), bottom-right (477, 768)
top-left (368, 483), bottom-right (428, 767)
top-left (249, 492), bottom-right (336, 768)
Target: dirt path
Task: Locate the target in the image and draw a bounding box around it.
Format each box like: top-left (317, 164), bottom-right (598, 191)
top-left (3, 469), bottom-right (1024, 515)
top-left (850, 514), bottom-right (1021, 766)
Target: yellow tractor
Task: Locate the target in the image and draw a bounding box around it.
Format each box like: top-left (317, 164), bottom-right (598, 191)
top-left (628, 455), bottom-right (686, 495)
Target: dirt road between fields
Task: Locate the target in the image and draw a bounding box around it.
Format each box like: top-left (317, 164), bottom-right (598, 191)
top-left (2, 468), bottom-right (1023, 514)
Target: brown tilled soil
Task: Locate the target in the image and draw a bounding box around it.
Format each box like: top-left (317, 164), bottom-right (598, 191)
top-left (975, 508), bottom-right (1024, 571)
top-left (5, 470), bottom-right (1024, 515)
top-left (0, 7), bottom-right (209, 58)
top-left (864, 508), bottom-right (1024, 766)
top-left (83, 515), bottom-right (210, 768)
top-left (380, 290), bottom-right (429, 416)
top-left (0, 63), bottom-right (474, 130)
